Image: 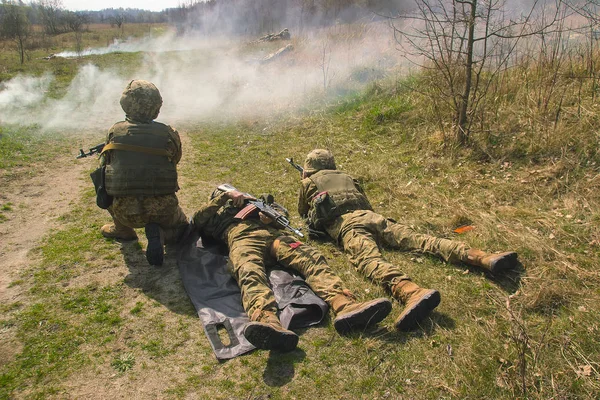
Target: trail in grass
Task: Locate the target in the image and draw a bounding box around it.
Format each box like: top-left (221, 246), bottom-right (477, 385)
top-left (0, 154), bottom-right (88, 304)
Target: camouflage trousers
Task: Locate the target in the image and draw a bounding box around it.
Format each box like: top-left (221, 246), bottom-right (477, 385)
top-left (327, 210), bottom-right (470, 291)
top-left (224, 221), bottom-right (345, 319)
top-left (108, 194), bottom-right (188, 244)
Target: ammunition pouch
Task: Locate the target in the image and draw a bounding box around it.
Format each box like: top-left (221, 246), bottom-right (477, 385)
top-left (307, 191), bottom-right (340, 231)
top-left (90, 166), bottom-right (113, 209)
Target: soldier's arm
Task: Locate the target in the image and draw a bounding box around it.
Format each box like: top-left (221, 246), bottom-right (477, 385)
top-left (192, 192), bottom-right (229, 230)
top-left (102, 126), bottom-right (117, 165)
top-left (167, 126), bottom-right (183, 164)
top-left (297, 178), bottom-right (317, 218)
top-left (105, 125), bottom-right (115, 144)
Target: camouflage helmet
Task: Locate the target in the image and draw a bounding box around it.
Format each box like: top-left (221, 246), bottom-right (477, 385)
top-left (120, 80), bottom-right (163, 122)
top-left (303, 149), bottom-right (336, 174)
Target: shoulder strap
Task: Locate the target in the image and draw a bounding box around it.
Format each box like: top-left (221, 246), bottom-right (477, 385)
top-left (101, 142), bottom-right (170, 157)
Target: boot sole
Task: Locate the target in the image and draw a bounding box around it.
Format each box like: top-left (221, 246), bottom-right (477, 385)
top-left (243, 323), bottom-right (299, 352)
top-left (489, 252), bottom-right (518, 273)
top-left (333, 298), bottom-right (392, 335)
top-left (145, 223), bottom-right (164, 266)
top-left (395, 290), bottom-right (441, 331)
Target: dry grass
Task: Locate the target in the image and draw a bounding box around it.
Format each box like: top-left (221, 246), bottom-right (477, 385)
top-left (2, 21), bottom-right (600, 400)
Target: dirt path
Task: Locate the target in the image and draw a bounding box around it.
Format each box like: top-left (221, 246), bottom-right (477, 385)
top-left (0, 152), bottom-right (88, 368)
top-left (0, 158), bottom-right (88, 304)
top-left (0, 130), bottom-right (214, 397)
top-left (0, 127), bottom-right (202, 304)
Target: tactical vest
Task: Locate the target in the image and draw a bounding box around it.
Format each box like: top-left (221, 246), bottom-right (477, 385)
top-left (307, 170), bottom-right (373, 229)
top-left (104, 121), bottom-right (179, 196)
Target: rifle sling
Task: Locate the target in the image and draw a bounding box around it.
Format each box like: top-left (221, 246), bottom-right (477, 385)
top-left (101, 142), bottom-right (170, 157)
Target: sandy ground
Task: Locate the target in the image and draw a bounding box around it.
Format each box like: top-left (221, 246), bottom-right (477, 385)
top-left (0, 130), bottom-right (197, 305)
top-left (0, 159), bottom-right (88, 301)
top-left (0, 154), bottom-right (88, 364)
top-left (0, 131), bottom-right (218, 398)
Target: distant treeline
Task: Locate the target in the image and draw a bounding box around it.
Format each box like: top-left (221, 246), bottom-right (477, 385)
top-left (1, 1), bottom-right (167, 37)
top-left (2, 0), bottom-right (407, 38)
top-left (168, 0), bottom-right (409, 35)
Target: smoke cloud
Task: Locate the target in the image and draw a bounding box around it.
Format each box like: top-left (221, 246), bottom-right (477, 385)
top-left (0, 22), bottom-right (404, 132)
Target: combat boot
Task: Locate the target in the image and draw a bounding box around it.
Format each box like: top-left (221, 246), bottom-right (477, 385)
top-left (145, 223), bottom-right (164, 266)
top-left (243, 310), bottom-right (298, 352)
top-left (101, 221), bottom-right (137, 241)
top-left (331, 293), bottom-right (392, 335)
top-left (392, 280), bottom-right (440, 331)
top-left (465, 249), bottom-right (518, 274)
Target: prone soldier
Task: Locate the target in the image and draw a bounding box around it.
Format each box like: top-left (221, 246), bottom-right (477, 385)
top-left (295, 149), bottom-right (519, 331)
top-left (191, 185), bottom-right (393, 352)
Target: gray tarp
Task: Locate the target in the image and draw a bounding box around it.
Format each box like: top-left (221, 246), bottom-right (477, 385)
top-left (177, 233), bottom-right (328, 360)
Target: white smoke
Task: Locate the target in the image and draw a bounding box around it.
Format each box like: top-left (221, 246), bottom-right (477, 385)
top-left (0, 23), bottom-right (404, 131)
top-left (53, 30), bottom-right (212, 58)
top-left (0, 73), bottom-right (53, 110)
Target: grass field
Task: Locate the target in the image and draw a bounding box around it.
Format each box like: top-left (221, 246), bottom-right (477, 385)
top-left (1, 22), bottom-right (599, 399)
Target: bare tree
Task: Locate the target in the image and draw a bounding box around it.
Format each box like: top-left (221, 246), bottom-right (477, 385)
top-left (1, 0), bottom-right (31, 64)
top-left (563, 0), bottom-right (600, 99)
top-left (37, 0), bottom-right (64, 35)
top-left (320, 40), bottom-right (336, 92)
top-left (64, 11), bottom-right (88, 33)
top-left (64, 11), bottom-right (88, 56)
top-left (391, 0), bottom-right (561, 144)
top-left (111, 12), bottom-right (126, 36)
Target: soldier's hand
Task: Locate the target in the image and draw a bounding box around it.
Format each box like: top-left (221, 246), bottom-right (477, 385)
top-left (226, 190), bottom-right (254, 207)
top-left (259, 212), bottom-right (274, 225)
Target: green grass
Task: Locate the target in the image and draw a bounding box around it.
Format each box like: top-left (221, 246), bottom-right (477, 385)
top-left (0, 125), bottom-right (72, 182)
top-left (0, 23), bottom-right (168, 83)
top-left (177, 82), bottom-right (600, 398)
top-left (111, 353), bottom-right (135, 373)
top-left (2, 22), bottom-right (600, 400)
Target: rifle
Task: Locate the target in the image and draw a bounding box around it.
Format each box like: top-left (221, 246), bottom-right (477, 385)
top-left (77, 143), bottom-right (105, 159)
top-left (285, 157), bottom-right (304, 175)
top-left (217, 184), bottom-right (304, 238)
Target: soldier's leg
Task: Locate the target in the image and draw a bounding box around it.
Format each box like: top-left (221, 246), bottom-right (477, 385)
top-left (101, 198), bottom-right (138, 241)
top-left (124, 194), bottom-right (187, 266)
top-left (228, 229), bottom-right (297, 351)
top-left (270, 235), bottom-right (344, 303)
top-left (340, 223), bottom-right (440, 331)
top-left (228, 230), bottom-right (278, 316)
top-left (144, 203), bottom-right (188, 266)
top-left (376, 214), bottom-right (469, 264)
top-left (270, 235), bottom-right (391, 334)
top-left (341, 224), bottom-right (409, 288)
top-left (378, 215), bottom-right (518, 273)
top-left (138, 194), bottom-right (189, 244)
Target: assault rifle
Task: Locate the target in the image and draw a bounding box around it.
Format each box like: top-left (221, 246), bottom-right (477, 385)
top-left (285, 157), bottom-right (304, 175)
top-left (77, 143), bottom-right (105, 159)
top-left (217, 184), bottom-right (304, 238)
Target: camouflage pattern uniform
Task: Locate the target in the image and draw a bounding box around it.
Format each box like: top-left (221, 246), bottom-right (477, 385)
top-left (192, 191), bottom-right (348, 319)
top-left (102, 80), bottom-right (188, 244)
top-left (298, 149), bottom-right (470, 292)
top-left (108, 195), bottom-right (187, 243)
